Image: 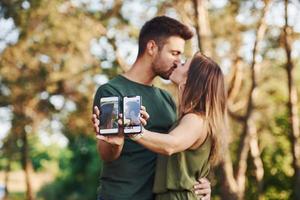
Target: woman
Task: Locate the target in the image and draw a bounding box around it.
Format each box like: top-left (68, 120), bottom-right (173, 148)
top-left (130, 52), bottom-right (228, 199)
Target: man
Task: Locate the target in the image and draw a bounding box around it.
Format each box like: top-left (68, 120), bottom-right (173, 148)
top-left (92, 16), bottom-right (211, 200)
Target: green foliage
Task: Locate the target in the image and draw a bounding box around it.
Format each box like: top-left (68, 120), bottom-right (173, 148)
top-left (262, 114), bottom-right (293, 199)
top-left (37, 134), bottom-right (101, 200)
top-left (29, 134), bottom-right (62, 172)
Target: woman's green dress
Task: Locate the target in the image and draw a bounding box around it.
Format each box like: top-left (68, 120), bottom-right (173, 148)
top-left (153, 134), bottom-right (212, 200)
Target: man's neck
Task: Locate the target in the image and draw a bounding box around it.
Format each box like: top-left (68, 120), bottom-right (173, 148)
top-left (123, 58), bottom-right (156, 86)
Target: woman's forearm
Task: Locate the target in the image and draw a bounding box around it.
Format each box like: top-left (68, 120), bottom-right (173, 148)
top-left (137, 130), bottom-right (180, 155)
top-left (137, 114), bottom-right (206, 155)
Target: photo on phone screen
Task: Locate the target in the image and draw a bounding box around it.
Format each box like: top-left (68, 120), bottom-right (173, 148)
top-left (123, 96), bottom-right (142, 134)
top-left (99, 97), bottom-right (119, 134)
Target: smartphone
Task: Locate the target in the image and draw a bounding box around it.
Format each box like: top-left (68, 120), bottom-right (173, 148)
top-left (99, 97), bottom-right (119, 135)
top-left (123, 96), bottom-right (142, 134)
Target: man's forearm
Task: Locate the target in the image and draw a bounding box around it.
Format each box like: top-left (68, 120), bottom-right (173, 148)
top-left (97, 140), bottom-right (123, 161)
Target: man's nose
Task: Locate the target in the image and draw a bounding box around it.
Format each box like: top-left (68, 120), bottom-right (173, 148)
top-left (174, 60), bottom-right (180, 68)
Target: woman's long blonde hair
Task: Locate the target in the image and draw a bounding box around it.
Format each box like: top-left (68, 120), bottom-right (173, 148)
top-left (179, 52), bottom-right (228, 165)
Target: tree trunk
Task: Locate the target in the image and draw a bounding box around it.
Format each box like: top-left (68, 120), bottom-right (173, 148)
top-left (220, 153), bottom-right (239, 200)
top-left (249, 119), bottom-right (264, 198)
top-left (221, 1), bottom-right (271, 199)
top-left (3, 159), bottom-right (11, 200)
top-left (21, 131), bottom-right (34, 200)
top-left (235, 1), bottom-right (270, 197)
top-left (227, 57), bottom-right (244, 102)
top-left (283, 0), bottom-right (300, 199)
top-left (192, 0), bottom-right (213, 57)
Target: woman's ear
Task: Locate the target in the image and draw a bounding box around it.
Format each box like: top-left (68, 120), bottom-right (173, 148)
top-left (146, 40), bottom-right (158, 56)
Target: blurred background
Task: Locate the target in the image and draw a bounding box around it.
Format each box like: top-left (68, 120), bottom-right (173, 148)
top-left (0, 0), bottom-right (300, 199)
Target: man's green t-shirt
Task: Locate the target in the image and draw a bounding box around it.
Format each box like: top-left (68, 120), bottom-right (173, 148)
top-left (93, 75), bottom-right (177, 200)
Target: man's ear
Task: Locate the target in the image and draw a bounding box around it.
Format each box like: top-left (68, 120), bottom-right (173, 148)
top-left (146, 40), bottom-right (158, 56)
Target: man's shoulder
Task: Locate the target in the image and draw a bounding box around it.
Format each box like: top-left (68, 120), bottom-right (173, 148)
top-left (96, 76), bottom-right (123, 94)
top-left (93, 77), bottom-right (123, 108)
top-left (96, 83), bottom-right (115, 94)
top-left (156, 87), bottom-right (173, 101)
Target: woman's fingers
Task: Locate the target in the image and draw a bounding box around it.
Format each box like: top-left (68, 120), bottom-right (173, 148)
top-left (118, 119), bottom-right (123, 126)
top-left (141, 105), bottom-right (146, 111)
top-left (140, 110), bottom-right (150, 120)
top-left (140, 117), bottom-right (147, 126)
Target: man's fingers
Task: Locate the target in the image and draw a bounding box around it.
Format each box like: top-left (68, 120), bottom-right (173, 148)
top-left (198, 177), bottom-right (209, 184)
top-left (194, 188), bottom-right (211, 195)
top-left (92, 114), bottom-right (100, 134)
top-left (92, 114), bottom-right (98, 123)
top-left (201, 194), bottom-right (211, 200)
top-left (92, 115), bottom-right (100, 127)
top-left (94, 106), bottom-right (100, 116)
top-left (93, 106), bottom-right (100, 135)
top-left (96, 134), bottom-right (107, 141)
top-left (94, 122), bottom-right (99, 133)
top-left (194, 182), bottom-right (210, 189)
top-left (194, 178), bottom-right (211, 199)
top-left (141, 106), bottom-right (146, 111)
top-left (91, 114), bottom-right (96, 123)
top-left (195, 178), bottom-right (210, 189)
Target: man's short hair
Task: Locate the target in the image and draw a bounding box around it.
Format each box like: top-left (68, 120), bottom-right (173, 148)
top-left (137, 16), bottom-right (193, 57)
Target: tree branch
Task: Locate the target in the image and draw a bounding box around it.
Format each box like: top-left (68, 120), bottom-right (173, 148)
top-left (235, 1), bottom-right (271, 198)
top-left (283, 0), bottom-right (300, 198)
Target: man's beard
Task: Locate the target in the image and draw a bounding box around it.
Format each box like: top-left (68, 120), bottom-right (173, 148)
top-left (153, 59), bottom-right (177, 80)
top-left (158, 68), bottom-right (173, 80)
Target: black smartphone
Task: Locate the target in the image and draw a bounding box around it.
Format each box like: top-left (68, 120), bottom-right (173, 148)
top-left (123, 96), bottom-right (142, 134)
top-left (99, 96), bottom-right (119, 135)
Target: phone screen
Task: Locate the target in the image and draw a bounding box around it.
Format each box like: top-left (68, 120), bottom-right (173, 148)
top-left (99, 97), bottom-right (119, 134)
top-left (123, 96), bottom-right (142, 134)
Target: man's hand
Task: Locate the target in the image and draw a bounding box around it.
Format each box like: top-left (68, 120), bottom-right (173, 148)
top-left (92, 106), bottom-right (101, 135)
top-left (96, 134), bottom-right (125, 146)
top-left (92, 106), bottom-right (124, 146)
top-left (194, 177), bottom-right (211, 200)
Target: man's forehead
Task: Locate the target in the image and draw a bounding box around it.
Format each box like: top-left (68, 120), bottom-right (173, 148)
top-left (164, 36), bottom-right (185, 51)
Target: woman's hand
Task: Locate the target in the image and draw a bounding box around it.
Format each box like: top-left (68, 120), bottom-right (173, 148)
top-left (125, 106), bottom-right (150, 141)
top-left (140, 106), bottom-right (150, 126)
